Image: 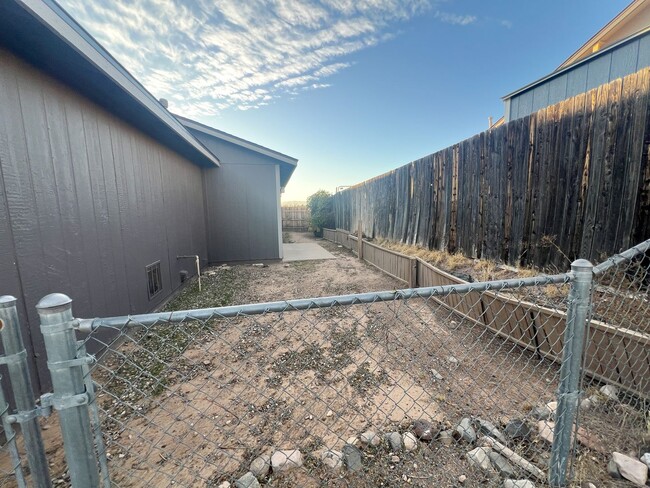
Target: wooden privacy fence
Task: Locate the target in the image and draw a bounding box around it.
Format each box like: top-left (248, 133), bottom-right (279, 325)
top-left (334, 68), bottom-right (650, 269)
top-left (282, 205), bottom-right (310, 231)
top-left (323, 228), bottom-right (650, 399)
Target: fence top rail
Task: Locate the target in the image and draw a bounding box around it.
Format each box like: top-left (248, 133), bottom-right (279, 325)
top-left (592, 238), bottom-right (650, 275)
top-left (76, 272), bottom-right (572, 333)
top-left (363, 239), bottom-right (413, 260)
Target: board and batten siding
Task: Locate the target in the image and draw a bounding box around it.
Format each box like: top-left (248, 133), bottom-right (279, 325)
top-left (189, 131), bottom-right (283, 262)
top-left (506, 29), bottom-right (650, 121)
top-left (0, 48), bottom-right (208, 392)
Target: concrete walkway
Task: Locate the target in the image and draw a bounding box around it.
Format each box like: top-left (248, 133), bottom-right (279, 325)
top-left (283, 242), bottom-right (335, 262)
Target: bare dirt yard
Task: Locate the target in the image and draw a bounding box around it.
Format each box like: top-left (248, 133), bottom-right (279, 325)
top-left (1, 233), bottom-right (647, 488)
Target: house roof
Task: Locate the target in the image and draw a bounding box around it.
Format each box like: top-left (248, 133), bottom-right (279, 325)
top-left (177, 116), bottom-right (298, 188)
top-left (0, 0), bottom-right (220, 168)
top-left (557, 0), bottom-right (650, 70)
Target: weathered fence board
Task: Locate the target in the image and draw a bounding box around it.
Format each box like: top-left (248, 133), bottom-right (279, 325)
top-left (335, 68), bottom-right (650, 267)
top-left (282, 205), bottom-right (310, 231)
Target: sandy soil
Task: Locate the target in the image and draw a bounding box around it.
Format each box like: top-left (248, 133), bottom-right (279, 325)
top-left (0, 233), bottom-right (645, 488)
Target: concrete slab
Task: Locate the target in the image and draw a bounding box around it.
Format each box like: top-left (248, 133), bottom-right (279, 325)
top-left (283, 242), bottom-right (336, 262)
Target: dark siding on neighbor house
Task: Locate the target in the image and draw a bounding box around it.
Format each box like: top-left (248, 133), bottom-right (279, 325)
top-left (189, 131), bottom-right (282, 263)
top-left (0, 48), bottom-right (208, 392)
top-left (507, 29), bottom-right (650, 121)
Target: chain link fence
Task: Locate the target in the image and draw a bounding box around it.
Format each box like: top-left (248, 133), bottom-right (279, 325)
top-left (0, 242), bottom-right (648, 487)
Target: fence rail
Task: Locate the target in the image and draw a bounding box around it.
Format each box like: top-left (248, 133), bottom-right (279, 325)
top-left (324, 228), bottom-right (650, 400)
top-left (281, 206), bottom-right (310, 231)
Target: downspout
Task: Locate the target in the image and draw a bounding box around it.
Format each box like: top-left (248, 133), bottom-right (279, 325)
top-left (177, 255), bottom-right (201, 292)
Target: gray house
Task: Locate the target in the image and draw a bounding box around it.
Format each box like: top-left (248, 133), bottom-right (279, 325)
top-left (503, 0), bottom-right (650, 122)
top-left (0, 0), bottom-right (297, 392)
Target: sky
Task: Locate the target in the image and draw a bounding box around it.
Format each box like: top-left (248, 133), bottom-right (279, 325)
top-left (59, 0), bottom-right (629, 202)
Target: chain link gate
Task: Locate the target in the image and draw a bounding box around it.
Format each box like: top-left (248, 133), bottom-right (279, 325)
top-left (0, 241), bottom-right (647, 488)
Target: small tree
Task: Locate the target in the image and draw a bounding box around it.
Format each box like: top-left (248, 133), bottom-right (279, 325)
top-left (307, 190), bottom-right (334, 236)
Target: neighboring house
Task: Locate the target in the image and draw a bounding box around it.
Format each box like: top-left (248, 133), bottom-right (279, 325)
top-left (0, 0), bottom-right (296, 392)
top-left (503, 0), bottom-right (650, 122)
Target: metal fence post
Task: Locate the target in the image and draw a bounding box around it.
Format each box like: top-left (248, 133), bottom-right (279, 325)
top-left (0, 296), bottom-right (51, 487)
top-left (36, 294), bottom-right (99, 487)
top-left (548, 259), bottom-right (592, 487)
top-left (0, 374), bottom-right (27, 488)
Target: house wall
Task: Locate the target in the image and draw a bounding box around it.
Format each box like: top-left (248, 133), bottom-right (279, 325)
top-left (507, 29), bottom-right (650, 121)
top-left (190, 132), bottom-right (282, 262)
top-left (0, 48), bottom-right (208, 392)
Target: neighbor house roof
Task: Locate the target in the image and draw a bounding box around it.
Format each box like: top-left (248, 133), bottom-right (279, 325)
top-left (177, 116), bottom-right (298, 189)
top-left (0, 0), bottom-right (220, 168)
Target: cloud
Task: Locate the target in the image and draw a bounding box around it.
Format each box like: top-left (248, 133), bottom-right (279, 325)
top-left (500, 19), bottom-right (513, 29)
top-left (58, 0), bottom-right (434, 116)
top-left (435, 11), bottom-right (477, 26)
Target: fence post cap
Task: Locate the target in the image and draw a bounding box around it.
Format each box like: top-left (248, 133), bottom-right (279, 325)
top-left (36, 293), bottom-right (72, 312)
top-left (571, 259), bottom-right (593, 271)
top-left (0, 296), bottom-right (17, 308)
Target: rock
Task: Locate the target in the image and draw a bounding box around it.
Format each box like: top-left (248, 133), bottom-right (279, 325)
top-left (270, 450), bottom-right (303, 472)
top-left (505, 419), bottom-right (531, 440)
top-left (431, 369), bottom-right (443, 380)
top-left (580, 483), bottom-right (597, 488)
top-left (611, 452), bottom-right (648, 486)
top-left (385, 432), bottom-right (402, 451)
top-left (447, 355), bottom-right (459, 364)
top-left (318, 449), bottom-right (343, 471)
top-left (503, 481), bottom-right (535, 488)
top-left (235, 472), bottom-right (260, 488)
top-left (251, 263), bottom-right (267, 268)
top-left (439, 430), bottom-right (453, 445)
top-left (249, 455), bottom-right (270, 479)
top-left (599, 384), bottom-right (619, 401)
top-left (218, 482), bottom-right (231, 488)
top-left (536, 421), bottom-right (605, 453)
top-left (326, 410), bottom-right (333, 418)
top-left (346, 436), bottom-right (360, 447)
top-left (580, 397), bottom-right (595, 410)
top-left (458, 474), bottom-right (467, 483)
top-left (488, 451), bottom-right (517, 478)
top-left (466, 447), bottom-right (493, 471)
top-left (403, 432), bottom-right (418, 451)
top-left (608, 459), bottom-right (622, 479)
top-left (640, 452), bottom-right (650, 469)
top-left (530, 404), bottom-right (553, 421)
top-left (390, 455), bottom-right (400, 463)
top-left (456, 418), bottom-right (477, 443)
top-left (342, 444), bottom-right (362, 472)
top-left (537, 420), bottom-right (554, 444)
top-left (412, 419), bottom-right (438, 441)
top-left (360, 430), bottom-right (381, 447)
top-left (475, 418), bottom-right (507, 444)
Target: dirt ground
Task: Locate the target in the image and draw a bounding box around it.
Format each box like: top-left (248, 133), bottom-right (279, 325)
top-left (0, 233), bottom-right (646, 488)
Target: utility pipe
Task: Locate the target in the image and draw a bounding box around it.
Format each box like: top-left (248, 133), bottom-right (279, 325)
top-left (177, 255), bottom-right (201, 292)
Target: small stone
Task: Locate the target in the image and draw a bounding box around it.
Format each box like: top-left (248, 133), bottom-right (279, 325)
top-left (439, 430), bottom-right (453, 445)
top-left (283, 264), bottom-right (290, 268)
top-left (346, 436), bottom-right (360, 447)
top-left (458, 474), bottom-right (467, 483)
top-left (385, 432), bottom-right (402, 451)
top-left (251, 263), bottom-right (267, 268)
top-left (611, 452), bottom-right (648, 486)
top-left (640, 452), bottom-right (650, 469)
top-left (235, 472), bottom-right (260, 488)
top-left (447, 355), bottom-right (459, 364)
top-left (488, 451), bottom-right (517, 478)
top-left (608, 459), bottom-right (622, 479)
top-left (403, 432), bottom-right (418, 451)
top-left (412, 419), bottom-right (438, 441)
top-left (466, 447), bottom-right (493, 471)
top-left (217, 482), bottom-right (231, 488)
top-left (271, 450), bottom-right (303, 472)
top-left (391, 455), bottom-right (400, 463)
top-left (326, 410), bottom-right (333, 417)
top-left (342, 444), bottom-right (362, 472)
top-left (599, 385), bottom-right (619, 401)
top-left (249, 454), bottom-right (270, 479)
top-left (537, 421), bottom-right (554, 444)
top-left (580, 397), bottom-right (594, 410)
top-left (360, 430), bottom-right (381, 447)
top-left (580, 483), bottom-right (597, 488)
top-left (456, 418), bottom-right (477, 443)
top-left (503, 481), bottom-right (535, 488)
top-left (504, 419), bottom-right (531, 440)
top-left (431, 369), bottom-right (443, 380)
top-left (530, 405), bottom-right (552, 421)
top-left (318, 449), bottom-right (343, 471)
top-left (475, 418), bottom-right (507, 444)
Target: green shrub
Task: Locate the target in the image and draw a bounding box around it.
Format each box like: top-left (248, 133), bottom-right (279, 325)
top-left (307, 190), bottom-right (334, 236)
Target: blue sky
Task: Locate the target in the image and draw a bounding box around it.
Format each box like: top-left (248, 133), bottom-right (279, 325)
top-left (59, 0), bottom-right (628, 202)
